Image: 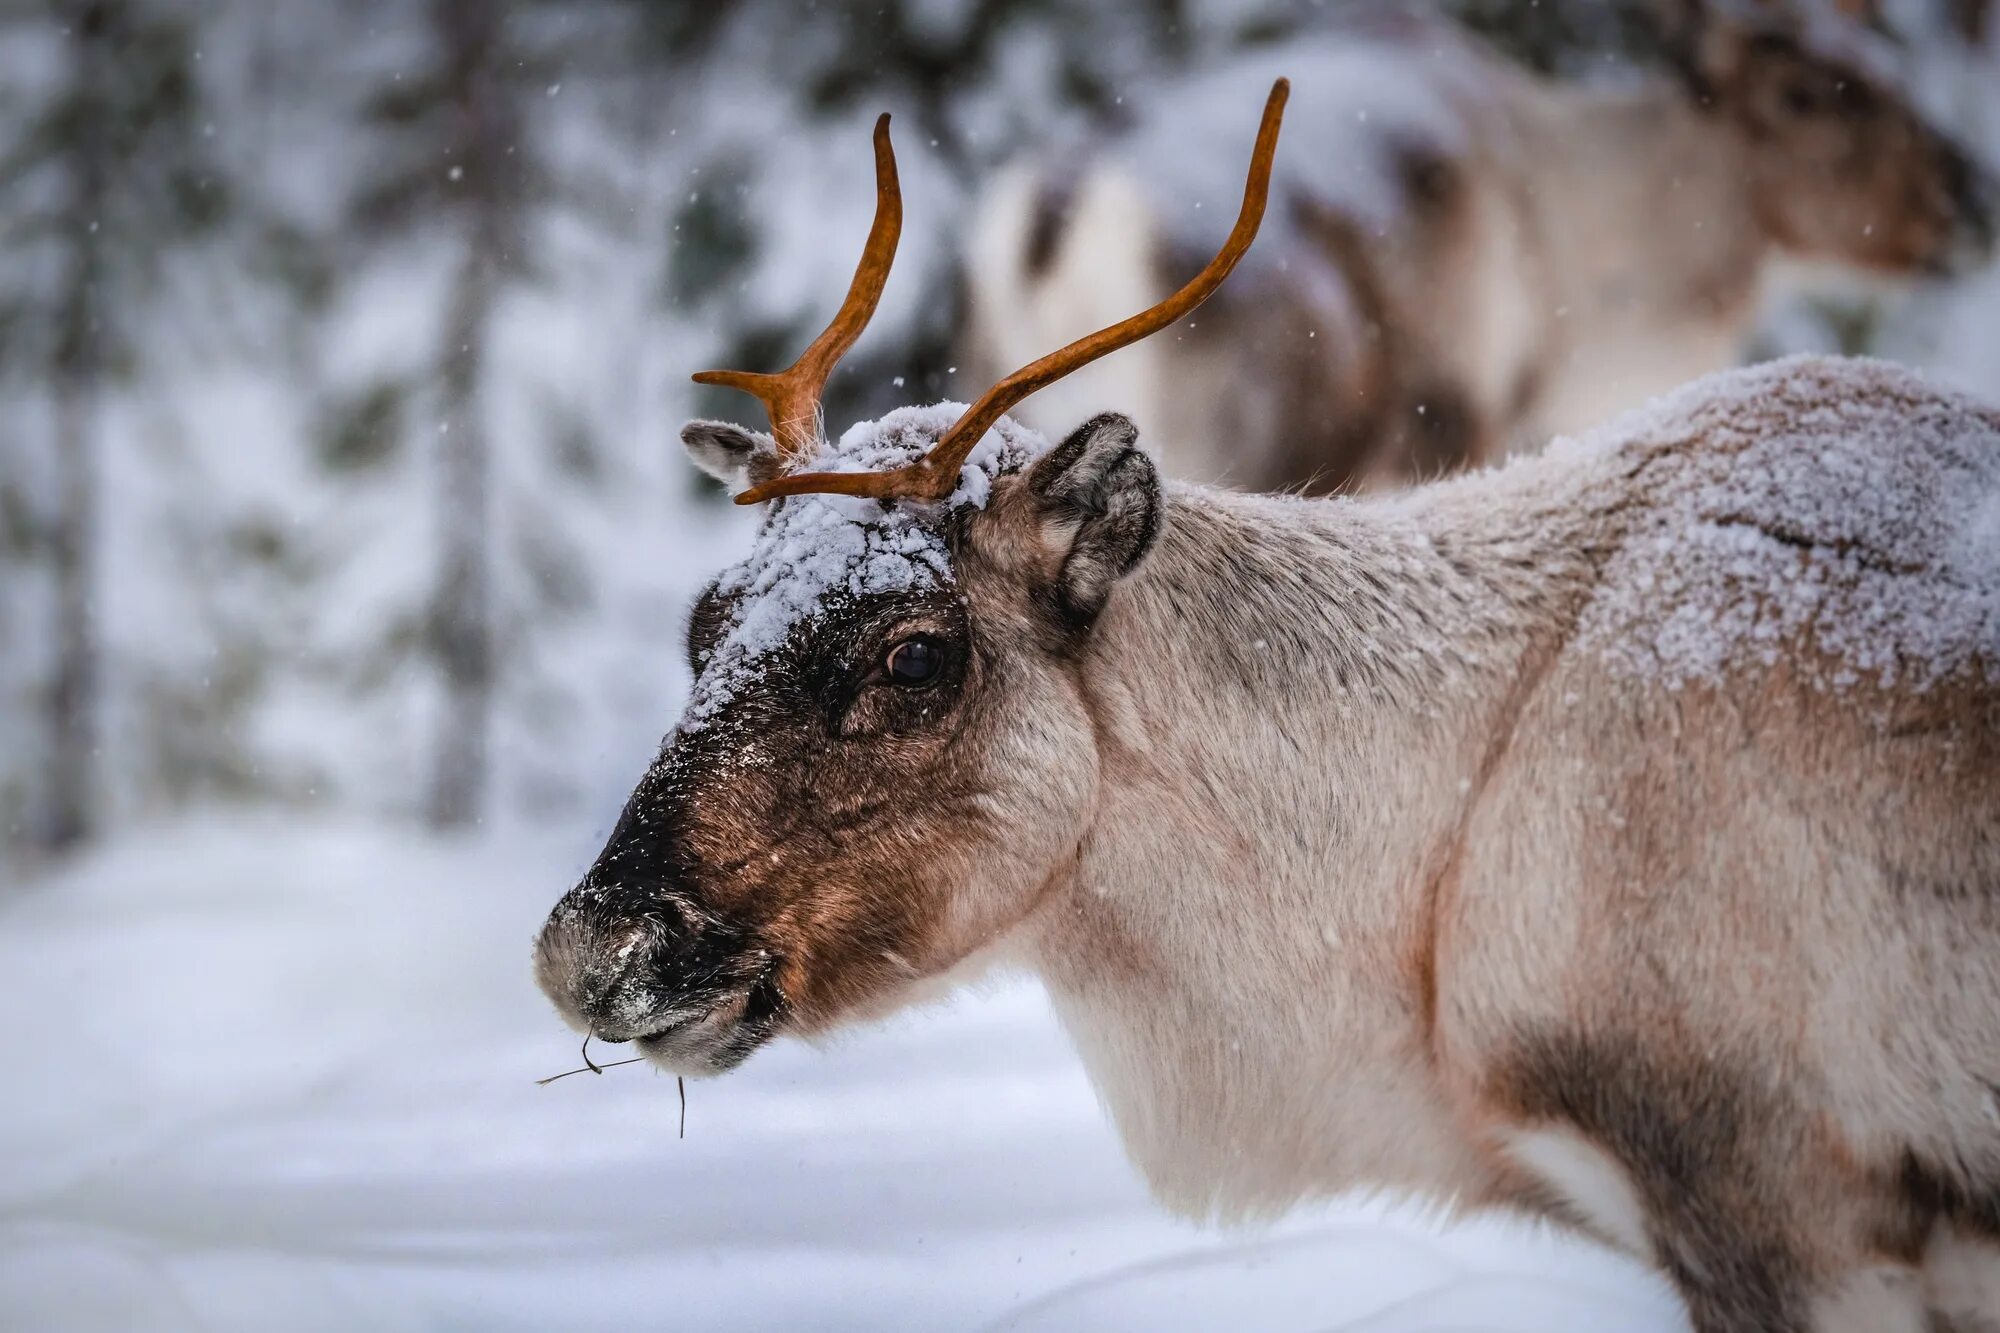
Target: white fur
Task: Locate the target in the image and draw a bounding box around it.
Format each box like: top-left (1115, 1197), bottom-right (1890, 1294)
top-left (1810, 1267), bottom-right (1927, 1333)
top-left (1499, 1127), bottom-right (1654, 1260)
top-left (964, 163), bottom-right (1166, 450)
top-left (1926, 1228), bottom-right (2000, 1328)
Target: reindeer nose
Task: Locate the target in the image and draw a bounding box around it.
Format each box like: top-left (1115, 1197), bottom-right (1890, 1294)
top-left (534, 892), bottom-right (696, 1043)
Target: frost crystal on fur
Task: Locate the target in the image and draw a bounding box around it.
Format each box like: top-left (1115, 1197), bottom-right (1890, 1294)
top-left (1571, 356), bottom-right (2000, 691)
top-left (680, 404), bottom-right (1050, 732)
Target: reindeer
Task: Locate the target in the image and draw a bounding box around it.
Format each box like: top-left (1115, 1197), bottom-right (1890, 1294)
top-left (537, 84), bottom-right (2000, 1333)
top-left (961, 2), bottom-right (1997, 494)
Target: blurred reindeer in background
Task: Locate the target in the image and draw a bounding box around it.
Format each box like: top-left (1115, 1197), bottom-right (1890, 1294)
top-left (962, 0), bottom-right (1997, 493)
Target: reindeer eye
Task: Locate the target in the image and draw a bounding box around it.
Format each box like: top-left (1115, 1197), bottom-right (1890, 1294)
top-left (883, 637), bottom-right (943, 685)
top-left (1782, 80), bottom-right (1827, 116)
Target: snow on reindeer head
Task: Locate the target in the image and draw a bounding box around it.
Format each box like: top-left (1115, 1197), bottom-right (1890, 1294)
top-left (533, 83), bottom-right (1288, 1075)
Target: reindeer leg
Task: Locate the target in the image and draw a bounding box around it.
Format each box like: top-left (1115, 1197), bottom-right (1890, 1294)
top-left (1487, 1031), bottom-right (1923, 1333)
top-left (1924, 1224), bottom-right (2000, 1332)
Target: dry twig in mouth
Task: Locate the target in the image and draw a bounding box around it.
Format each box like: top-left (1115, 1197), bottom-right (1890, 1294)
top-left (535, 1037), bottom-right (692, 1138)
top-left (535, 1056), bottom-right (646, 1085)
top-left (536, 1035), bottom-right (643, 1085)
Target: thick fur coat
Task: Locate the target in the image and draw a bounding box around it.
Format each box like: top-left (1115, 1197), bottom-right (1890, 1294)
top-left (540, 356), bottom-right (2000, 1332)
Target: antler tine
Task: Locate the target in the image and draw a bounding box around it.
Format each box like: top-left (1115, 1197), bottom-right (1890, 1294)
top-left (694, 113), bottom-right (903, 457)
top-left (737, 78), bottom-right (1289, 507)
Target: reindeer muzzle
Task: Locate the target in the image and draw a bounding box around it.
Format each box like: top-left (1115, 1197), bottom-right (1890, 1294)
top-left (534, 877), bottom-right (782, 1073)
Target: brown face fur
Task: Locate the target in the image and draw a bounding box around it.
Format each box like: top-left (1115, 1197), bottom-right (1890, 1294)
top-left (1692, 16), bottom-right (1995, 275)
top-left (534, 415), bottom-right (1158, 1075)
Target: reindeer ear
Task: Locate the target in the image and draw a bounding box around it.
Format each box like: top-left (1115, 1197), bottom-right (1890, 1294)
top-left (1025, 413), bottom-right (1162, 627)
top-left (682, 420), bottom-right (778, 490)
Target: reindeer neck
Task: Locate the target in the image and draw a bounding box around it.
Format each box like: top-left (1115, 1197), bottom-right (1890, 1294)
top-left (1025, 476), bottom-right (1591, 1216)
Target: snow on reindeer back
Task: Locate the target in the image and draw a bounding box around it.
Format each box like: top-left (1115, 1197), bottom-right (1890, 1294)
top-left (1571, 355), bottom-right (2000, 693)
top-left (679, 404), bottom-right (1050, 733)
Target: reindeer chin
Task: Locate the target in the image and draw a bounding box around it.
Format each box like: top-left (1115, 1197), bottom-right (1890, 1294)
top-left (632, 973), bottom-right (786, 1078)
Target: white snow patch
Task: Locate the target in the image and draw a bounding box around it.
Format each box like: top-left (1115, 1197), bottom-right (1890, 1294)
top-left (681, 404), bottom-right (1050, 731)
top-left (1570, 356), bottom-right (2000, 691)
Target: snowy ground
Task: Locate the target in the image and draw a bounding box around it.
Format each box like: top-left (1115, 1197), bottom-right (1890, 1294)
top-left (0, 817), bottom-right (1687, 1331)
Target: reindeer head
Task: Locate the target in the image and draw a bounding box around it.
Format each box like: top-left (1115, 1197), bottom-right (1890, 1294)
top-left (533, 83), bottom-right (1287, 1076)
top-left (1667, 0), bottom-right (1995, 276)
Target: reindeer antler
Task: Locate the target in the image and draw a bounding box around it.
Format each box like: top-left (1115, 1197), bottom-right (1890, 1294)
top-left (734, 78), bottom-right (1291, 507)
top-left (694, 113), bottom-right (904, 459)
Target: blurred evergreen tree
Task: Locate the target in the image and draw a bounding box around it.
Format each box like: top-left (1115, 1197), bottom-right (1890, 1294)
top-left (0, 0), bottom-right (228, 854)
top-left (343, 0), bottom-right (625, 830)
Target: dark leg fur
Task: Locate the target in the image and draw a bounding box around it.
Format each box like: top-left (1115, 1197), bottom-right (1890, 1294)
top-left (1496, 1032), bottom-right (1815, 1333)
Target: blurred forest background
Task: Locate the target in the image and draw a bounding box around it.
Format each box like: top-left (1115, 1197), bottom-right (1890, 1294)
top-left (2, 0), bottom-right (1996, 871)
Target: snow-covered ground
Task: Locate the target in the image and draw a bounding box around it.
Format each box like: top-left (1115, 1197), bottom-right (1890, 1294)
top-left (0, 818), bottom-right (1687, 1331)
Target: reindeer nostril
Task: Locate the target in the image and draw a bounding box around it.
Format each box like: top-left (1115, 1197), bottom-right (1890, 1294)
top-left (580, 921), bottom-right (672, 1036)
top-left (543, 890), bottom-right (718, 1044)
top-left (536, 872), bottom-right (754, 1050)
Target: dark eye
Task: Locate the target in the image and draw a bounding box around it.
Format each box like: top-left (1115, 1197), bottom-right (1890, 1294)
top-left (1782, 79), bottom-right (1827, 116)
top-left (883, 637), bottom-right (943, 685)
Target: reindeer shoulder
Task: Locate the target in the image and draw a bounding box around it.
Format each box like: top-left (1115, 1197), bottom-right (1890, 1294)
top-left (1532, 355), bottom-right (2000, 694)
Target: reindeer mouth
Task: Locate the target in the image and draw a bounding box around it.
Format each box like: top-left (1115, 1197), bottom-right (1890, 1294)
top-left (631, 968), bottom-right (788, 1076)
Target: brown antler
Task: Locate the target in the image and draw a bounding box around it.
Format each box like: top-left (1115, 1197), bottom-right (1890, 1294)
top-left (693, 113), bottom-right (903, 458)
top-left (736, 77), bottom-right (1290, 507)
